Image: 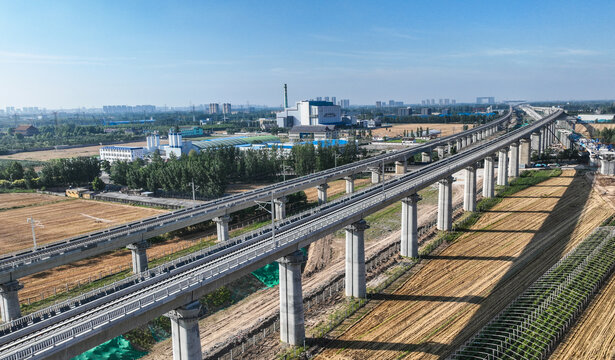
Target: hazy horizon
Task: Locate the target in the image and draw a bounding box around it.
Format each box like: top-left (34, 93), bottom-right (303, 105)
top-left (1, 0), bottom-right (614, 109)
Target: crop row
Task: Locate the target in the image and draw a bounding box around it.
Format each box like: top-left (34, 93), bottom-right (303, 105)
top-left (449, 227), bottom-right (615, 360)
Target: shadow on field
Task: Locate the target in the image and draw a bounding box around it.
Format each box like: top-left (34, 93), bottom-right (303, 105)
top-left (422, 255), bottom-right (516, 262)
top-left (311, 338), bottom-right (446, 354)
top-left (445, 170), bottom-right (593, 355)
top-left (369, 293), bottom-right (484, 304)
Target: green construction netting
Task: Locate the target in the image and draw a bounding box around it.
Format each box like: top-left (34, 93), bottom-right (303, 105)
top-left (252, 248), bottom-right (307, 288)
top-left (71, 336), bottom-right (146, 360)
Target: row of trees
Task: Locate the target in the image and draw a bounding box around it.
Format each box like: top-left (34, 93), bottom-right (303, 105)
top-left (0, 157), bottom-right (101, 189)
top-left (595, 128), bottom-right (615, 144)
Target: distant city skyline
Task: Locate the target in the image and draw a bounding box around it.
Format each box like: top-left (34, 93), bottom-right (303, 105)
top-left (0, 0), bottom-right (614, 109)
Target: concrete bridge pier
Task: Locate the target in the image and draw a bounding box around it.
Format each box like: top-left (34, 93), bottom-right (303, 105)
top-left (447, 142), bottom-right (453, 154)
top-left (466, 135), bottom-right (472, 146)
top-left (167, 301), bottom-right (202, 360)
top-left (395, 160), bottom-right (407, 175)
top-left (370, 168), bottom-right (382, 184)
top-left (436, 146), bottom-right (445, 159)
top-left (401, 194), bottom-right (420, 258)
top-left (344, 176), bottom-right (354, 193)
top-left (127, 241), bottom-right (148, 274)
top-left (472, 133), bottom-right (477, 143)
top-left (421, 151), bottom-right (432, 163)
top-left (437, 176), bottom-right (453, 231)
top-left (274, 196), bottom-right (288, 220)
top-left (345, 220), bottom-right (369, 298)
top-left (456, 138), bottom-right (463, 151)
top-left (509, 142), bottom-right (519, 178)
top-left (482, 129), bottom-right (488, 139)
top-left (540, 127), bottom-right (546, 152)
top-left (463, 165), bottom-right (477, 212)
top-left (519, 138), bottom-right (531, 167)
top-left (483, 156), bottom-right (495, 198)
top-left (278, 250), bottom-right (306, 346)
top-left (213, 215), bottom-right (230, 242)
top-left (531, 132), bottom-right (541, 156)
top-left (497, 148), bottom-right (509, 186)
top-left (0, 280), bottom-right (23, 323)
top-left (316, 183), bottom-right (329, 204)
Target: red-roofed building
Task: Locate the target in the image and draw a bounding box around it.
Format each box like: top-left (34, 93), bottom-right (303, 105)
top-left (14, 124), bottom-right (39, 136)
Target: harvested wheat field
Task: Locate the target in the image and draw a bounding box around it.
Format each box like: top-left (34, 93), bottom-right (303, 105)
top-left (0, 197), bottom-right (165, 255)
top-left (0, 140), bottom-right (155, 161)
top-left (315, 169), bottom-right (612, 360)
top-left (550, 264), bottom-right (615, 359)
top-left (371, 123), bottom-right (471, 138)
top-left (0, 192), bottom-right (67, 210)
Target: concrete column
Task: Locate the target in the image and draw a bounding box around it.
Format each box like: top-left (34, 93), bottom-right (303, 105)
top-left (127, 241), bottom-right (148, 274)
top-left (437, 176), bottom-right (453, 231)
top-left (483, 156), bottom-right (495, 198)
top-left (167, 301), bottom-right (202, 360)
top-left (421, 151), bottom-right (432, 163)
top-left (472, 133), bottom-right (477, 143)
top-left (497, 148), bottom-right (509, 186)
top-left (466, 135), bottom-right (472, 145)
top-left (482, 129), bottom-right (488, 139)
top-left (316, 183), bottom-right (329, 204)
top-left (278, 250), bottom-right (306, 345)
top-left (456, 138), bottom-right (463, 150)
top-left (463, 166), bottom-right (477, 212)
top-left (344, 176), bottom-right (354, 193)
top-left (274, 196), bottom-right (288, 220)
top-left (461, 137), bottom-right (467, 148)
top-left (509, 142), bottom-right (519, 178)
top-left (401, 194), bottom-right (420, 258)
top-left (213, 215), bottom-right (230, 242)
top-left (345, 220), bottom-right (369, 298)
top-left (370, 168), bottom-right (381, 184)
top-left (0, 280), bottom-right (23, 322)
top-left (519, 138), bottom-right (531, 167)
top-left (436, 146), bottom-right (445, 159)
top-left (531, 132), bottom-right (541, 156)
top-left (447, 142), bottom-right (453, 154)
top-left (395, 160), bottom-right (407, 175)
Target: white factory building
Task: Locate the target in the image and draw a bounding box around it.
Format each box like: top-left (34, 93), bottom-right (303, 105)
top-left (276, 100), bottom-right (342, 128)
top-left (99, 146), bottom-right (145, 163)
top-left (99, 129), bottom-right (197, 162)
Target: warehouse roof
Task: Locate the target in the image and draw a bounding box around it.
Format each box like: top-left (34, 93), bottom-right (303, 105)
top-left (192, 135), bottom-right (280, 149)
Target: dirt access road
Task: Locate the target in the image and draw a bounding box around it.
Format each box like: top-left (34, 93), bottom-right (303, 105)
top-left (141, 169), bottom-right (481, 360)
top-left (315, 169), bottom-right (611, 360)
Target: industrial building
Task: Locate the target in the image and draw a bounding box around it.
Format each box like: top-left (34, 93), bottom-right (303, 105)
top-left (577, 114), bottom-right (615, 122)
top-left (288, 125), bottom-right (338, 142)
top-left (276, 100), bottom-right (342, 127)
top-left (398, 107), bottom-right (413, 116)
top-left (99, 146), bottom-right (145, 163)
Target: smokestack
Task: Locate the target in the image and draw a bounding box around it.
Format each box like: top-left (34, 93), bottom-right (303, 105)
top-left (284, 83), bottom-right (288, 109)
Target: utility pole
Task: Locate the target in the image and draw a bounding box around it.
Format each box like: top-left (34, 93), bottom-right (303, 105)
top-left (192, 179), bottom-right (196, 201)
top-left (27, 217), bottom-right (43, 250)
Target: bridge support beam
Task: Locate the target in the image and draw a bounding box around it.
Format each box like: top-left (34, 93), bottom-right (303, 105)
top-left (213, 215), bottom-right (230, 242)
top-left (395, 160), bottom-right (407, 175)
top-left (167, 301), bottom-right (202, 360)
top-left (519, 138), bottom-right (531, 167)
top-left (0, 280), bottom-right (23, 323)
top-left (497, 148), bottom-right (509, 186)
top-left (483, 156), bottom-right (495, 198)
top-left (274, 196), bottom-right (288, 220)
top-left (436, 146), bottom-right (445, 159)
top-left (278, 250), bottom-right (306, 346)
top-left (509, 142), bottom-right (519, 178)
top-left (345, 220), bottom-right (369, 298)
top-left (437, 176), bottom-right (453, 231)
top-left (401, 194), bottom-right (420, 258)
top-left (127, 241), bottom-right (148, 274)
top-left (344, 176), bottom-right (354, 193)
top-left (421, 151), bottom-right (432, 163)
top-left (316, 183), bottom-right (329, 204)
top-left (370, 168), bottom-right (382, 184)
top-left (531, 132), bottom-right (541, 156)
top-left (463, 166), bottom-right (477, 212)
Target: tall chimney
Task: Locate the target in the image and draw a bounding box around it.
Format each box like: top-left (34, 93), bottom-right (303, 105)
top-left (284, 83), bottom-right (288, 109)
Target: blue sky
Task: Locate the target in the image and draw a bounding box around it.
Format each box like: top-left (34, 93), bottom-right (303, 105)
top-left (0, 0), bottom-right (613, 109)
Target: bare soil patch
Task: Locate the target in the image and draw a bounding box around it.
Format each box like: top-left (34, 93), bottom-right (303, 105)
top-left (0, 193), bottom-right (66, 210)
top-left (371, 123), bottom-right (472, 139)
top-left (0, 140), bottom-right (155, 161)
top-left (315, 170), bottom-right (611, 359)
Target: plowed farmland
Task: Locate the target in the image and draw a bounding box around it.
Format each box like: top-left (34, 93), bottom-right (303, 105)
top-left (0, 197), bottom-right (165, 255)
top-left (0, 192), bottom-right (66, 210)
top-left (315, 170), bottom-right (612, 360)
